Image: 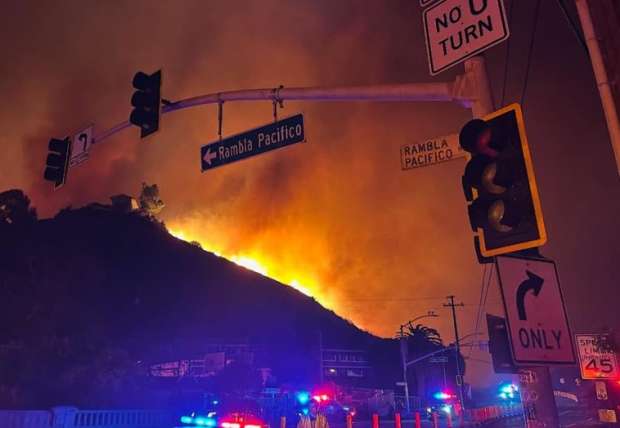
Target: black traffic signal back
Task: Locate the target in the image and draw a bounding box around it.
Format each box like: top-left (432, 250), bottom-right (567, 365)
top-left (129, 70), bottom-right (161, 139)
top-left (486, 314), bottom-right (517, 374)
top-left (43, 137), bottom-right (71, 188)
top-left (460, 104), bottom-right (546, 260)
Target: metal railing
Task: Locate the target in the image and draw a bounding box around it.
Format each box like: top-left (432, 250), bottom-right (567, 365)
top-left (0, 407), bottom-right (173, 428)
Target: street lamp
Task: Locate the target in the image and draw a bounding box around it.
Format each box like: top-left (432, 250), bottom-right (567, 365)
top-left (397, 311), bottom-right (438, 414)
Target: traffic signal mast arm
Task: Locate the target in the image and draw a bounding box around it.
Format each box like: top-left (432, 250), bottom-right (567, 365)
top-left (93, 57), bottom-right (492, 146)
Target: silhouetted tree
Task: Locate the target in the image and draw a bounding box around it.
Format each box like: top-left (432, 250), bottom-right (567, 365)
top-left (400, 323), bottom-right (467, 404)
top-left (404, 323), bottom-right (443, 348)
top-left (0, 189), bottom-right (37, 226)
top-left (139, 183), bottom-right (165, 216)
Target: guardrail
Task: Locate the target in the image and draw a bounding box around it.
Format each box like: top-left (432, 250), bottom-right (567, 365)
top-left (0, 407), bottom-right (173, 428)
top-left (467, 404), bottom-right (522, 425)
top-left (0, 404), bottom-right (522, 428)
top-left (0, 410), bottom-right (51, 428)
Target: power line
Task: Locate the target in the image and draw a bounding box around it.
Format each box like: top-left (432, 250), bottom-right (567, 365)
top-left (481, 264), bottom-right (494, 314)
top-left (341, 296), bottom-right (446, 302)
top-left (555, 0), bottom-right (588, 53)
top-left (472, 267), bottom-right (488, 338)
top-left (466, 356), bottom-right (493, 365)
top-left (470, 265), bottom-right (490, 358)
top-left (500, 0), bottom-right (517, 106)
top-left (520, 0), bottom-right (542, 107)
top-left (339, 300), bottom-right (485, 308)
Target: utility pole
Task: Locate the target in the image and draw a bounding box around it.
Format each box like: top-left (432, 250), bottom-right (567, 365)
top-left (575, 0), bottom-right (620, 176)
top-left (444, 295), bottom-right (465, 411)
top-left (399, 324), bottom-right (411, 414)
top-left (398, 311), bottom-right (438, 414)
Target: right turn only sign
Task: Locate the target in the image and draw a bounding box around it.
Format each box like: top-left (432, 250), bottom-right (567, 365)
top-left (496, 256), bottom-right (575, 365)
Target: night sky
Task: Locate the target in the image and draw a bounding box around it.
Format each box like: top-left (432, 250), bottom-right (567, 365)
top-left (1, 0), bottom-right (619, 386)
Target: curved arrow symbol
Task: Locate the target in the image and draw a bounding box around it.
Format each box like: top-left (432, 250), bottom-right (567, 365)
top-left (516, 270), bottom-right (544, 321)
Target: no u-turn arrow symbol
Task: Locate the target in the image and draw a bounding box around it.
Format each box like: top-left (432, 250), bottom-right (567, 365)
top-left (496, 256), bottom-right (575, 365)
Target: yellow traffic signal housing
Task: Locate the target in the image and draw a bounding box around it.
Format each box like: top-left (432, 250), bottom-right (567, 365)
top-left (460, 104), bottom-right (547, 260)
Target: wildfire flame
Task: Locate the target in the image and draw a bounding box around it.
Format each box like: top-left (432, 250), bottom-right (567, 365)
top-left (168, 227), bottom-right (315, 299)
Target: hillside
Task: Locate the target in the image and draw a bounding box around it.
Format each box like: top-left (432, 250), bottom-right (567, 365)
top-left (0, 199), bottom-right (392, 407)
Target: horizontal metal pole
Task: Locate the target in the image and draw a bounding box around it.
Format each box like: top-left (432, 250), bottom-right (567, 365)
top-left (170, 82), bottom-right (457, 108)
top-left (93, 80), bottom-right (471, 145)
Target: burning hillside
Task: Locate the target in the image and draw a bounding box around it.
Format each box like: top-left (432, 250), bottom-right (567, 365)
top-left (168, 227), bottom-right (317, 301)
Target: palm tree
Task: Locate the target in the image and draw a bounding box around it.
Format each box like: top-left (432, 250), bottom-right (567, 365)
top-left (401, 324), bottom-right (445, 404)
top-left (404, 323), bottom-right (443, 349)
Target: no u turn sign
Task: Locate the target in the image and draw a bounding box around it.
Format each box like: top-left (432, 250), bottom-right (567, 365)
top-left (423, 0), bottom-right (510, 75)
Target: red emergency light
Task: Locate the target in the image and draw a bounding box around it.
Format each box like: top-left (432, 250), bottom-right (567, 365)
top-left (312, 394), bottom-right (330, 403)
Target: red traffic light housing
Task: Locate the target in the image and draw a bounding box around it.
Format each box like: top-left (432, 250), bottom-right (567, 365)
top-left (460, 104), bottom-right (546, 261)
top-left (129, 70), bottom-right (161, 139)
top-left (43, 137), bottom-right (71, 189)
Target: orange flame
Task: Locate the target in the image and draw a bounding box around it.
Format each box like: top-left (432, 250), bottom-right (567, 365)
top-left (168, 227), bottom-right (317, 300)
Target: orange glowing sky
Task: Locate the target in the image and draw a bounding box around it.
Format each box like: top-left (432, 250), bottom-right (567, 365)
top-left (1, 0), bottom-right (619, 387)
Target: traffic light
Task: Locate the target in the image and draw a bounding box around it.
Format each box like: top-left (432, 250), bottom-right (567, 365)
top-left (129, 70), bottom-right (161, 138)
top-left (43, 137), bottom-right (71, 188)
top-left (460, 103), bottom-right (546, 260)
top-left (486, 314), bottom-right (517, 374)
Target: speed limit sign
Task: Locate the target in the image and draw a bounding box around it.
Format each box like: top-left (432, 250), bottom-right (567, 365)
top-left (576, 334), bottom-right (619, 380)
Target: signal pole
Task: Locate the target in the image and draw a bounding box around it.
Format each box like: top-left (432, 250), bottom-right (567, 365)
top-left (444, 295), bottom-right (465, 410)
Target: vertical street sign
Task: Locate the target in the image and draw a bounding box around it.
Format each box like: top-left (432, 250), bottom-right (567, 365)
top-left (70, 124), bottom-right (93, 168)
top-left (400, 133), bottom-right (466, 170)
top-left (496, 255), bottom-right (575, 365)
top-left (576, 334), bottom-right (620, 380)
top-left (423, 0), bottom-right (509, 75)
top-left (518, 367), bottom-right (561, 428)
top-left (200, 114), bottom-right (305, 172)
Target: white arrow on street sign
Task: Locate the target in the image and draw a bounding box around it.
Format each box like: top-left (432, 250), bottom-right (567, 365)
top-left (400, 133), bottom-right (466, 170)
top-left (423, 0), bottom-right (510, 75)
top-left (203, 148), bottom-right (217, 166)
top-left (576, 334), bottom-right (620, 380)
top-left (70, 124), bottom-right (93, 168)
top-left (496, 256), bottom-right (575, 365)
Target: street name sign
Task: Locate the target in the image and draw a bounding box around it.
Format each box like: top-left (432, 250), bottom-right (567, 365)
top-left (496, 256), bottom-right (575, 365)
top-left (201, 114), bottom-right (305, 172)
top-left (70, 124), bottom-right (93, 167)
top-left (423, 0), bottom-right (510, 75)
top-left (400, 133), bottom-right (465, 170)
top-left (576, 334), bottom-right (619, 380)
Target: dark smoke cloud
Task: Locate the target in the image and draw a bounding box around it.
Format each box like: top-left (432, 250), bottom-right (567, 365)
top-left (1, 0), bottom-right (619, 386)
